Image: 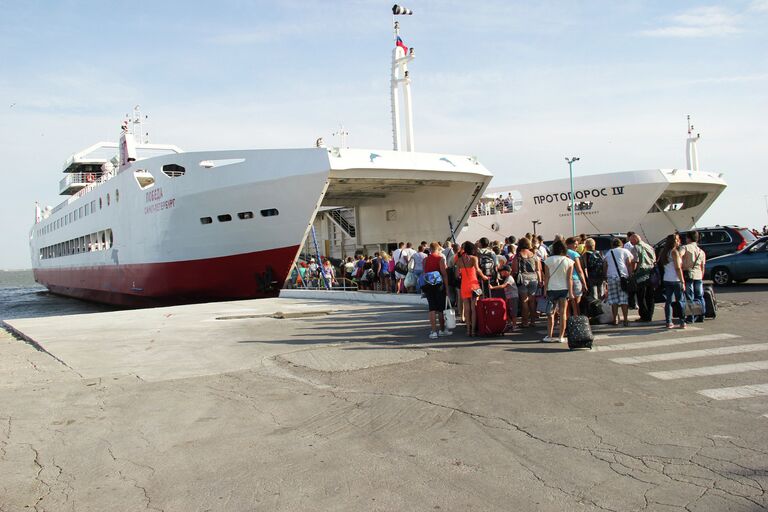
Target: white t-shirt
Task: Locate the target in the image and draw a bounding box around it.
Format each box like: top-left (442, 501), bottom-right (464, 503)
top-left (536, 245), bottom-right (549, 261)
top-left (544, 255), bottom-right (574, 291)
top-left (606, 247), bottom-right (633, 278)
top-left (399, 247), bottom-right (416, 264)
top-left (392, 248), bottom-right (402, 264)
top-left (500, 275), bottom-right (519, 298)
top-left (412, 251), bottom-right (427, 272)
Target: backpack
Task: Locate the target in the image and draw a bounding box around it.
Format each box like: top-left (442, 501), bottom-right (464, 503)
top-left (586, 251), bottom-right (605, 280)
top-left (478, 250), bottom-right (498, 288)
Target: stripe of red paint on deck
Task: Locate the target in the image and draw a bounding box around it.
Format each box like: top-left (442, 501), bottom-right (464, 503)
top-left (33, 245), bottom-right (300, 307)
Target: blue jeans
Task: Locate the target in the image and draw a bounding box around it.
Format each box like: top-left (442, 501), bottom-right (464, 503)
top-left (685, 279), bottom-right (704, 322)
top-left (663, 281), bottom-right (686, 326)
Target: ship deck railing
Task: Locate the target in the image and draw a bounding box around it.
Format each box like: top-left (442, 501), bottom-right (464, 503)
top-left (283, 277), bottom-right (359, 291)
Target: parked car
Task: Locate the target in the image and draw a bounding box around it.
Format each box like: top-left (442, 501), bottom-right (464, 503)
top-left (704, 236), bottom-right (768, 285)
top-left (653, 225), bottom-right (757, 260)
top-left (545, 233), bottom-right (626, 254)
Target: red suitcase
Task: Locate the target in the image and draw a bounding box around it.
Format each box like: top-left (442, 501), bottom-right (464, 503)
top-left (476, 298), bottom-right (507, 336)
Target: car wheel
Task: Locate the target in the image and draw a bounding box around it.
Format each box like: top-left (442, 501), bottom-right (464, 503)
top-left (734, 279), bottom-right (748, 284)
top-left (712, 267), bottom-right (732, 286)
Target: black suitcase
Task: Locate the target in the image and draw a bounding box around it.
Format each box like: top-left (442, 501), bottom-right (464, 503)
top-left (566, 315), bottom-right (594, 350)
top-left (704, 285), bottom-right (717, 318)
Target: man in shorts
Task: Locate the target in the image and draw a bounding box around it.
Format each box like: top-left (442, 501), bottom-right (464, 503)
top-left (603, 237), bottom-right (634, 326)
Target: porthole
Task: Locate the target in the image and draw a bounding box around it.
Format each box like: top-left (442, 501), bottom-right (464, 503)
top-left (200, 217), bottom-right (213, 225)
top-left (237, 211), bottom-right (254, 219)
top-left (99, 198), bottom-right (103, 209)
top-left (260, 208), bottom-right (279, 217)
top-left (217, 214), bottom-right (232, 222)
top-left (116, 189), bottom-right (119, 202)
top-left (107, 193), bottom-right (111, 206)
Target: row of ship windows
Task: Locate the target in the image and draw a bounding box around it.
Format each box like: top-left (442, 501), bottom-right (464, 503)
top-left (36, 190), bottom-right (119, 237)
top-left (200, 208), bottom-right (279, 224)
top-left (39, 229), bottom-right (114, 260)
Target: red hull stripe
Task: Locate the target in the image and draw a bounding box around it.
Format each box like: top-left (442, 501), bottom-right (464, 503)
top-left (33, 245), bottom-right (300, 307)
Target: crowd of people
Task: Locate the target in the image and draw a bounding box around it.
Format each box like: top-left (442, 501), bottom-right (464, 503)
top-left (294, 229), bottom-right (715, 341)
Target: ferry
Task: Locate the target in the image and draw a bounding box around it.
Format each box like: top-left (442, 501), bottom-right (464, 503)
top-left (28, 8), bottom-right (493, 306)
top-left (460, 119), bottom-right (727, 245)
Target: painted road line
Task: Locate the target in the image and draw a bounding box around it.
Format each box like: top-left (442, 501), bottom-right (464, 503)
top-left (594, 333), bottom-right (740, 352)
top-left (610, 343), bottom-right (768, 364)
top-left (649, 360), bottom-right (768, 380)
top-left (592, 327), bottom-right (702, 341)
top-left (698, 383), bottom-right (768, 400)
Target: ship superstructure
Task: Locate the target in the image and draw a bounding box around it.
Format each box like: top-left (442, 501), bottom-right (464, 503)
top-left (29, 8), bottom-right (493, 306)
top-left (461, 117), bottom-right (727, 245)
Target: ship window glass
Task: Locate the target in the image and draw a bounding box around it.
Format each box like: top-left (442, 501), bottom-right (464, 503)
top-left (115, 189), bottom-right (119, 202)
top-left (74, 210), bottom-right (78, 221)
top-left (217, 214), bottom-right (232, 222)
top-left (200, 217), bottom-right (213, 225)
top-left (79, 206), bottom-right (83, 217)
top-left (99, 198), bottom-right (103, 209)
top-left (91, 200), bottom-right (96, 213)
top-left (238, 211), bottom-right (254, 219)
top-left (162, 164), bottom-right (186, 177)
top-left (107, 229), bottom-right (113, 247)
top-left (107, 193), bottom-right (111, 206)
top-left (260, 208), bottom-right (279, 217)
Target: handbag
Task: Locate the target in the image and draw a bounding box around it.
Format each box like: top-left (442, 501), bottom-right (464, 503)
top-left (395, 261), bottom-right (408, 275)
top-left (610, 249), bottom-right (630, 292)
top-left (514, 255), bottom-right (524, 286)
top-left (683, 248), bottom-right (702, 281)
top-left (444, 297), bottom-right (457, 329)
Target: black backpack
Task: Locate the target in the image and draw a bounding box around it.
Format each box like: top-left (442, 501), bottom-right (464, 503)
top-left (586, 251), bottom-right (605, 280)
top-left (478, 250), bottom-right (498, 289)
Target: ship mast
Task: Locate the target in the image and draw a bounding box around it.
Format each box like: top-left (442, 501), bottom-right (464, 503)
top-left (685, 114), bottom-right (701, 172)
top-left (391, 4), bottom-right (415, 152)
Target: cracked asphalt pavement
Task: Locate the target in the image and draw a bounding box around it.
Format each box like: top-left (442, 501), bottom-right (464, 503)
top-left (1, 283), bottom-right (767, 511)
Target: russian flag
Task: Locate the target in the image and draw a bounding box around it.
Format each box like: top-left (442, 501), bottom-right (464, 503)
top-left (396, 36), bottom-right (408, 54)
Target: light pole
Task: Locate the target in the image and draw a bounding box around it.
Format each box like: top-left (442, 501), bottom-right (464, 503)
top-left (565, 157), bottom-right (580, 236)
top-left (532, 220), bottom-right (541, 236)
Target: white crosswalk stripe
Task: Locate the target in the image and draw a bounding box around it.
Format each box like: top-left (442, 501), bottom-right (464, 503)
top-left (698, 383), bottom-right (768, 400)
top-left (648, 360), bottom-right (768, 380)
top-left (610, 343), bottom-right (768, 364)
top-left (594, 333), bottom-right (740, 352)
top-left (594, 329), bottom-right (768, 414)
top-left (591, 326), bottom-right (702, 341)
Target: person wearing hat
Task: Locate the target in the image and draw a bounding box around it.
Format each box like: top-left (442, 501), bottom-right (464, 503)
top-left (490, 264), bottom-right (519, 332)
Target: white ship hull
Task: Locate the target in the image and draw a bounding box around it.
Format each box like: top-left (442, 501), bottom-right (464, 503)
top-left (30, 146), bottom-right (491, 306)
top-left (461, 169), bottom-right (727, 245)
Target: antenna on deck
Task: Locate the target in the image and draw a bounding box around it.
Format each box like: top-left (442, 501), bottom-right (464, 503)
top-left (685, 114), bottom-right (701, 171)
top-left (391, 5), bottom-right (416, 152)
top-left (333, 123), bottom-right (350, 148)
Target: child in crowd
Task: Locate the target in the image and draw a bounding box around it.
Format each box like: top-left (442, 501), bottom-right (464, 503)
top-left (490, 265), bottom-right (519, 332)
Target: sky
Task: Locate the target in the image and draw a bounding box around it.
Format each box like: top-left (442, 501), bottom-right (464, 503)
top-left (1, 0), bottom-right (766, 269)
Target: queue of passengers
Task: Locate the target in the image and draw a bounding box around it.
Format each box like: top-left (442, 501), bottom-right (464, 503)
top-left (301, 228), bottom-right (708, 341)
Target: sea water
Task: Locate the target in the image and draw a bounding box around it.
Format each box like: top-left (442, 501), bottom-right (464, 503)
top-left (0, 270), bottom-right (115, 321)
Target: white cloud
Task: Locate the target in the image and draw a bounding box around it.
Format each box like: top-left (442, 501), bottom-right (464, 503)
top-left (641, 6), bottom-right (742, 38)
top-left (750, 0), bottom-right (768, 12)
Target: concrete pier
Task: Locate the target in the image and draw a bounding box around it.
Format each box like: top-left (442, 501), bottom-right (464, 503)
top-left (1, 285), bottom-right (767, 511)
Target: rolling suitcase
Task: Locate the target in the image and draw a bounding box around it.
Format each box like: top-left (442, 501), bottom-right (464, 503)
top-left (703, 285), bottom-right (717, 319)
top-left (476, 298), bottom-right (507, 336)
top-left (566, 315), bottom-right (594, 350)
